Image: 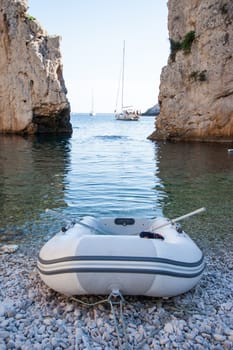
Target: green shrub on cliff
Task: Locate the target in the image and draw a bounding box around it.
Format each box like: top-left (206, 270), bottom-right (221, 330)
top-left (181, 31), bottom-right (196, 54)
top-left (189, 70), bottom-right (207, 82)
top-left (26, 14), bottom-right (36, 21)
top-left (169, 39), bottom-right (182, 61)
top-left (169, 31), bottom-right (196, 61)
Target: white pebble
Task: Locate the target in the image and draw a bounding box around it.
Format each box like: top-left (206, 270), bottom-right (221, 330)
top-left (43, 318), bottom-right (52, 326)
top-left (213, 334), bottom-right (226, 342)
top-left (164, 322), bottom-right (173, 334)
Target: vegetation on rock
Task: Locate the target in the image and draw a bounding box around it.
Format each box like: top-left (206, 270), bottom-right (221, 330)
top-left (169, 31), bottom-right (196, 61)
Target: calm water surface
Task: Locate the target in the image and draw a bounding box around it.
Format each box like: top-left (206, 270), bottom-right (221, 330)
top-left (0, 114), bottom-right (233, 252)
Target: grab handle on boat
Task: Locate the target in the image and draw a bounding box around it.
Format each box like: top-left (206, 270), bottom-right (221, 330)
top-left (152, 207), bottom-right (206, 230)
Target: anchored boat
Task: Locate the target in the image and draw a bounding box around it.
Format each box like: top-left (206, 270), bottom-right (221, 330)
top-left (114, 40), bottom-right (140, 121)
top-left (37, 209), bottom-right (206, 297)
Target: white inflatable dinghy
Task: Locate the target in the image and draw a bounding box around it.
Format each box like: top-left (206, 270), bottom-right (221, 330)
top-left (37, 210), bottom-right (205, 297)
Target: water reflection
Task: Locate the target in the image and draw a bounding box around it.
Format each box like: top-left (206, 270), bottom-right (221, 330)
top-left (1, 115), bottom-right (233, 252)
top-left (156, 141), bottom-right (233, 248)
top-left (64, 116), bottom-right (162, 218)
top-left (0, 135), bottom-right (71, 240)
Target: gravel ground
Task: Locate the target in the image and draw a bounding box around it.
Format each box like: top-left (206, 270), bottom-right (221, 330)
top-left (0, 242), bottom-right (232, 350)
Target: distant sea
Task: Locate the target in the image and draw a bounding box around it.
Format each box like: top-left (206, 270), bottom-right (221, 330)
top-left (0, 113), bottom-right (233, 254)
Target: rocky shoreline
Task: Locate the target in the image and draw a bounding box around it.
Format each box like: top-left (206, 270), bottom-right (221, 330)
top-left (0, 242), bottom-right (232, 350)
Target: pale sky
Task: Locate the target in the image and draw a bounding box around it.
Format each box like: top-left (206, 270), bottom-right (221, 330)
top-left (28, 0), bottom-right (169, 113)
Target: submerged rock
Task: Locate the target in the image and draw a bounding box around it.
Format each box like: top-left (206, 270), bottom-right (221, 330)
top-left (0, 0), bottom-right (72, 134)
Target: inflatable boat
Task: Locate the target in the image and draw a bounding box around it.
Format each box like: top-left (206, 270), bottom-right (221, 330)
top-left (37, 210), bottom-right (205, 297)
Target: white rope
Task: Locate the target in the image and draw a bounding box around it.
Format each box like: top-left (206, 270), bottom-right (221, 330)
top-left (70, 295), bottom-right (109, 306)
top-left (109, 298), bottom-right (124, 350)
top-left (120, 298), bottom-right (128, 341)
top-left (71, 290), bottom-right (132, 350)
top-left (108, 291), bottom-right (131, 350)
top-left (63, 218), bottom-right (108, 235)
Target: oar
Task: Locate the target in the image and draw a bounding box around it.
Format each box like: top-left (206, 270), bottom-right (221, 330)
top-left (152, 207), bottom-right (206, 230)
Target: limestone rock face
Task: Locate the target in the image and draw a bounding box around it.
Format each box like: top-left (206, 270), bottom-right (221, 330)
top-left (149, 0), bottom-right (233, 142)
top-left (0, 0), bottom-right (72, 134)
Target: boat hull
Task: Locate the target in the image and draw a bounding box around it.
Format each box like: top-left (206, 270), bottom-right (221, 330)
top-left (37, 217), bottom-right (205, 297)
top-left (115, 112), bottom-right (140, 121)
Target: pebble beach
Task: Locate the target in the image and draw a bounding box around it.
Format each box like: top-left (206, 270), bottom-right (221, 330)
top-left (0, 241), bottom-right (232, 350)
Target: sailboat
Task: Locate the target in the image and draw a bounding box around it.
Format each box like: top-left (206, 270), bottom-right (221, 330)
top-left (115, 41), bottom-right (140, 121)
top-left (89, 89), bottom-right (95, 116)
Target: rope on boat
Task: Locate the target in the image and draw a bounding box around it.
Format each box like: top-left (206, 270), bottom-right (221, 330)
top-left (62, 219), bottom-right (108, 235)
top-left (71, 290), bottom-right (131, 350)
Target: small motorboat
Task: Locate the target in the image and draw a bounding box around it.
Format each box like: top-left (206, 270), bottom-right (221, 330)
top-left (37, 209), bottom-right (206, 298)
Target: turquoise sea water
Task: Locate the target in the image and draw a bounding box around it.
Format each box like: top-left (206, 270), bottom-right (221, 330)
top-left (0, 113), bottom-right (233, 251)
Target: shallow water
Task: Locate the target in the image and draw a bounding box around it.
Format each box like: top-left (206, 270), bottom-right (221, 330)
top-left (0, 114), bottom-right (233, 251)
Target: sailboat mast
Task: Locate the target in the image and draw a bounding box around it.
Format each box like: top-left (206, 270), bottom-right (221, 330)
top-left (91, 89), bottom-right (94, 113)
top-left (121, 40), bottom-right (125, 110)
top-left (90, 89), bottom-right (95, 116)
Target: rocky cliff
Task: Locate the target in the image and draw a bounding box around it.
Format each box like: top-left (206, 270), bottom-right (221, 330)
top-left (0, 0), bottom-right (72, 134)
top-left (149, 0), bottom-right (233, 142)
top-left (142, 104), bottom-right (160, 116)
